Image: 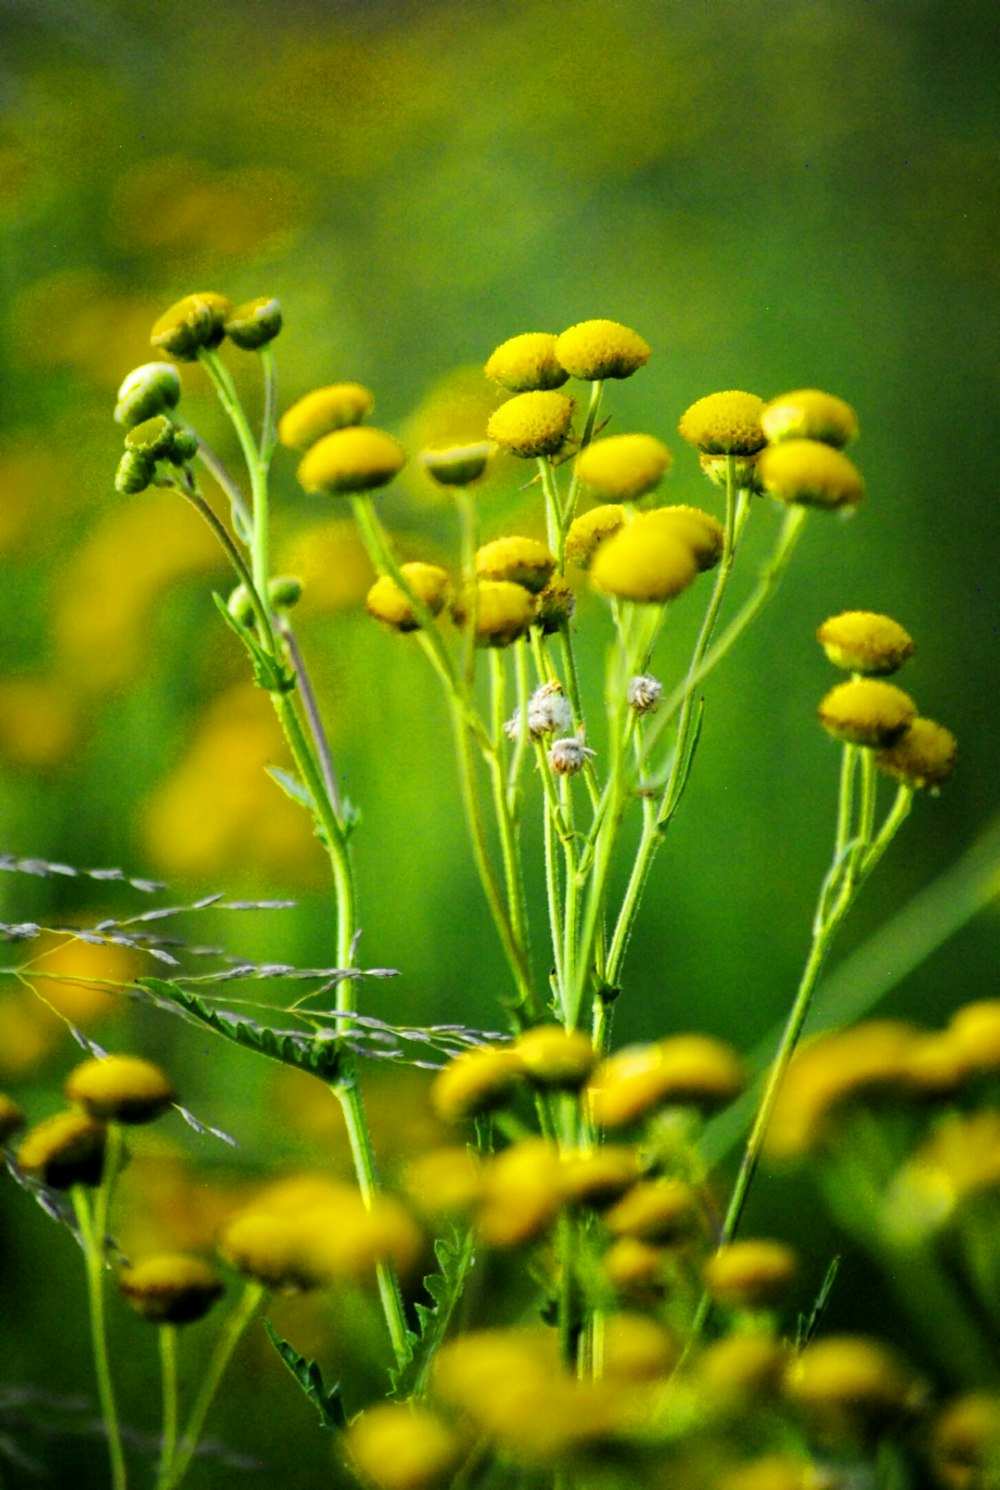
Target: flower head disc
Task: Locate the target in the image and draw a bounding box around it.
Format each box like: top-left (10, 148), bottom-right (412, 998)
top-left (17, 1109), bottom-right (107, 1189)
top-left (119, 1254), bottom-right (225, 1324)
top-left (65, 1054), bottom-right (176, 1124)
top-left (451, 581), bottom-right (537, 646)
top-left (279, 383), bottom-right (375, 450)
top-left (590, 517), bottom-right (699, 603)
top-left (555, 319), bottom-right (651, 381)
top-left (817, 612), bottom-right (915, 675)
top-left (346, 1403), bottom-right (466, 1490)
top-left (150, 292), bottom-right (231, 361)
top-left (642, 505), bottom-right (725, 571)
top-left (678, 391), bottom-right (766, 455)
top-left (486, 391), bottom-right (574, 458)
top-left (297, 426), bottom-right (406, 495)
top-left (875, 717), bottom-right (957, 790)
top-left (818, 679), bottom-right (916, 747)
top-left (758, 439), bottom-right (864, 510)
top-left (574, 433), bottom-right (672, 501)
top-left (565, 504), bottom-right (626, 567)
top-left (475, 536), bottom-right (556, 594)
top-left (761, 389), bottom-right (858, 448)
top-left (365, 562), bottom-right (450, 632)
top-left (485, 333), bottom-right (568, 392)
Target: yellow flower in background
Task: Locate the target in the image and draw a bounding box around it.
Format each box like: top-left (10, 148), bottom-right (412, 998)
top-left (366, 562), bottom-right (451, 631)
top-left (589, 516), bottom-right (699, 603)
top-left (276, 518), bottom-right (375, 615)
top-left (11, 268), bottom-right (159, 388)
top-left (142, 683), bottom-right (326, 887)
top-left (818, 679), bottom-right (917, 748)
top-left (574, 433), bottom-right (672, 502)
top-left (0, 676), bottom-right (79, 770)
top-left (565, 504), bottom-right (626, 567)
top-left (0, 446), bottom-right (83, 555)
top-left (757, 439), bottom-right (864, 510)
top-left (486, 390), bottom-right (575, 458)
top-left (761, 389), bottom-right (858, 449)
top-left (678, 391), bottom-right (766, 455)
top-left (278, 383), bottom-right (374, 449)
top-left (297, 426), bottom-right (406, 494)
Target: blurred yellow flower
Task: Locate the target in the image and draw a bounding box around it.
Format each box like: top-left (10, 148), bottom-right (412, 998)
top-left (276, 518), bottom-right (375, 616)
top-left (0, 676), bottom-right (79, 770)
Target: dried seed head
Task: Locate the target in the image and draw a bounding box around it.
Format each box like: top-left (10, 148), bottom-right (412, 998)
top-left (627, 674), bottom-right (663, 715)
top-left (533, 578), bottom-right (576, 633)
top-left (504, 681), bottom-right (573, 741)
top-left (547, 732), bottom-right (595, 776)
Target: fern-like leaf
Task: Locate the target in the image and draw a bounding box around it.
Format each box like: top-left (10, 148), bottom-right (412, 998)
top-left (263, 1320), bottom-right (346, 1430)
top-left (388, 1222), bottom-right (476, 1400)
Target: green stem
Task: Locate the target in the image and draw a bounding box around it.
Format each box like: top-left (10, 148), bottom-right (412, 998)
top-left (73, 1183), bottom-right (127, 1490)
top-left (488, 651), bottom-right (533, 975)
top-left (156, 1324), bottom-right (179, 1490)
top-left (197, 348), bottom-right (271, 596)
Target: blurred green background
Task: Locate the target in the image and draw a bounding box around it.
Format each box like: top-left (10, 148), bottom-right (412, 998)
top-left (1, 0), bottom-right (997, 1483)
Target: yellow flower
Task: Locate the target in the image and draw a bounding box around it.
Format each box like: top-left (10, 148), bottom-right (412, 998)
top-left (555, 319), bottom-right (651, 381)
top-left (698, 1335), bottom-right (789, 1406)
top-left (278, 519), bottom-right (374, 616)
top-left (589, 518), bottom-right (698, 603)
top-left (451, 581), bottom-right (536, 646)
top-left (475, 536), bottom-right (556, 594)
top-left (816, 611), bottom-right (915, 675)
top-left (574, 433), bottom-right (672, 501)
top-left (430, 1046), bottom-right (525, 1122)
top-left (365, 562), bottom-right (451, 632)
top-left (565, 504), bottom-right (626, 567)
top-left (818, 678), bottom-right (917, 747)
top-left (476, 1139), bottom-right (562, 1246)
top-left (785, 1336), bottom-right (917, 1445)
top-left (678, 391), bottom-right (766, 454)
top-left (278, 383), bottom-right (374, 449)
top-left (149, 292), bottom-right (231, 360)
top-left (218, 1209), bottom-right (328, 1291)
top-left (297, 426), bottom-right (406, 494)
top-left (17, 1108), bottom-right (107, 1189)
top-left (761, 389), bottom-right (858, 449)
top-left (420, 442), bottom-right (493, 487)
top-left (588, 1034), bottom-right (745, 1126)
top-left (346, 1404), bottom-right (466, 1490)
top-left (875, 717), bottom-right (957, 790)
top-left (556, 1147), bottom-right (641, 1209)
top-left (698, 452), bottom-right (766, 493)
top-left (0, 676), bottom-right (79, 771)
top-left (604, 1178), bottom-right (699, 1243)
top-left (513, 1026), bottom-right (595, 1088)
top-left (931, 1394), bottom-right (1000, 1490)
top-left (702, 1239), bottom-right (798, 1310)
top-left (486, 390), bottom-right (574, 458)
top-left (404, 1147), bottom-right (484, 1215)
top-left (643, 504), bottom-right (726, 571)
top-left (224, 296), bottom-right (282, 351)
top-left (757, 439), bottom-right (864, 509)
top-left (949, 1001), bottom-right (1000, 1071)
top-left (119, 1254), bottom-right (224, 1324)
top-left (65, 1054), bottom-right (175, 1124)
top-left (0, 1093), bottom-right (26, 1145)
top-left (601, 1313), bottom-right (679, 1381)
top-left (485, 332), bottom-right (568, 392)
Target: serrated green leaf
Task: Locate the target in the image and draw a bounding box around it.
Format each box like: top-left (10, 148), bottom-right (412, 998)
top-left (212, 592), bottom-right (296, 693)
top-left (140, 977), bottom-right (345, 1080)
top-left (266, 766), bottom-right (329, 849)
top-left (388, 1222), bottom-right (476, 1400)
top-left (263, 1320), bottom-right (346, 1430)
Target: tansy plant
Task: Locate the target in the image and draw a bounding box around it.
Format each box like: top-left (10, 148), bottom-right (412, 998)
top-left (6, 294), bottom-right (998, 1490)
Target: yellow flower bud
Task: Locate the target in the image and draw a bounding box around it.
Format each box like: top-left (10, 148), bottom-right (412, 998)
top-left (17, 1109), bottom-right (107, 1189)
top-left (698, 452), bottom-right (766, 493)
top-left (150, 292), bottom-right (231, 361)
top-left (119, 1254), bottom-right (224, 1324)
top-left (757, 439), bottom-right (864, 510)
top-left (588, 1035), bottom-right (746, 1127)
top-left (430, 1046), bottom-right (525, 1122)
top-left (574, 434), bottom-right (672, 501)
top-left (404, 1146), bottom-right (484, 1214)
top-left (604, 1178), bottom-right (699, 1243)
top-left (486, 390), bottom-right (574, 458)
top-left (420, 442), bottom-right (493, 486)
top-left (485, 332), bottom-right (568, 392)
top-left (0, 1094), bottom-right (25, 1145)
top-left (297, 426), bottom-right (406, 495)
top-left (533, 577), bottom-right (576, 632)
top-left (555, 319), bottom-right (651, 381)
top-left (557, 1146), bottom-right (641, 1209)
top-left (114, 448), bottom-right (154, 496)
top-left (366, 562), bottom-right (450, 632)
top-left (678, 391), bottom-right (766, 455)
top-left (602, 1236), bottom-right (666, 1298)
top-left (931, 1393), bottom-right (1000, 1490)
top-left (816, 611), bottom-right (915, 675)
top-left (949, 1001), bottom-right (1000, 1070)
top-left (65, 1055), bottom-right (175, 1124)
top-left (303, 1194), bottom-right (423, 1283)
top-left (114, 362), bottom-right (182, 428)
top-left (278, 383), bottom-right (375, 449)
top-left (476, 1139), bottom-right (562, 1246)
top-left (761, 389), bottom-right (858, 449)
top-left (218, 1210), bottom-right (328, 1291)
top-left (451, 581), bottom-right (536, 647)
top-left (224, 296), bottom-right (282, 351)
top-left (589, 518), bottom-right (698, 604)
top-left (602, 1313), bottom-right (679, 1381)
top-left (346, 1403), bottom-right (466, 1490)
top-left (875, 717), bottom-right (957, 790)
top-left (785, 1336), bottom-right (917, 1444)
top-left (565, 504), bottom-right (626, 567)
top-left (475, 536), bottom-right (556, 594)
top-left (513, 1026), bottom-right (595, 1089)
top-left (268, 575), bottom-right (303, 610)
top-left (643, 504), bottom-right (726, 571)
top-left (818, 678), bottom-right (917, 747)
top-left (703, 1239), bottom-right (798, 1310)
top-left (698, 1335), bottom-right (789, 1406)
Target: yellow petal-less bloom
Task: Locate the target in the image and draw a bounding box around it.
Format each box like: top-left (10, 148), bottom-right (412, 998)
top-left (451, 581), bottom-right (536, 646)
top-left (604, 1178), bottom-right (699, 1243)
top-left (555, 319), bottom-right (651, 381)
top-left (486, 390), bottom-right (574, 458)
top-left (875, 717), bottom-right (957, 790)
top-left (297, 426), bottom-right (406, 494)
top-left (678, 391), bottom-right (767, 455)
top-left (574, 433), bottom-right (672, 501)
top-left (931, 1394), bottom-right (1000, 1490)
top-left (761, 389), bottom-right (858, 449)
top-left (557, 1147), bottom-right (641, 1209)
top-left (703, 1240), bottom-right (798, 1311)
top-left (420, 442), bottom-right (493, 487)
top-left (757, 439), bottom-right (864, 510)
top-left (818, 679), bottom-right (917, 747)
top-left (785, 1336), bottom-right (916, 1445)
top-left (430, 1046), bottom-right (525, 1122)
top-left (816, 612), bottom-right (915, 675)
top-left (150, 292), bottom-right (231, 361)
top-left (601, 1313), bottom-right (679, 1381)
top-left (513, 1026), bottom-right (595, 1089)
top-left (589, 520), bottom-right (698, 604)
top-left (218, 1210), bottom-right (328, 1291)
top-left (279, 383), bottom-right (375, 449)
top-left (643, 505), bottom-right (726, 571)
top-left (365, 562), bottom-right (450, 632)
top-left (588, 1034), bottom-right (746, 1127)
top-left (485, 332), bottom-right (568, 392)
top-left (949, 1000), bottom-right (1000, 1070)
top-left (475, 1139), bottom-right (562, 1246)
top-left (698, 1334), bottom-right (790, 1405)
top-left (565, 504), bottom-right (626, 567)
top-left (17, 1109), bottom-right (107, 1189)
top-left (346, 1403), bottom-right (467, 1490)
top-left (65, 1055), bottom-right (176, 1124)
top-left (119, 1254), bottom-right (224, 1324)
top-left (405, 1147), bottom-right (484, 1215)
top-left (475, 536), bottom-right (556, 594)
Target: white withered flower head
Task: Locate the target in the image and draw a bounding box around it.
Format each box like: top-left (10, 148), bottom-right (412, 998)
top-left (548, 731), bottom-right (596, 776)
top-left (627, 674), bottom-right (663, 715)
top-left (504, 682), bottom-right (573, 741)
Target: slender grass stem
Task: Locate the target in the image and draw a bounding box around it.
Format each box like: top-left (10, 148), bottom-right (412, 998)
top-left (73, 1181), bottom-right (127, 1490)
top-left (156, 1324), bottom-right (179, 1490)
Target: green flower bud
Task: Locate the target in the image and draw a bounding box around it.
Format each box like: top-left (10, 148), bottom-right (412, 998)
top-left (225, 296), bottom-right (283, 351)
top-left (115, 449), bottom-right (155, 495)
top-left (227, 584), bottom-right (256, 627)
top-left (114, 363), bottom-right (182, 428)
top-left (420, 443), bottom-right (493, 487)
top-left (150, 292), bottom-right (231, 361)
top-left (167, 426), bottom-right (199, 465)
top-left (268, 575), bottom-right (303, 610)
top-left (125, 415), bottom-right (179, 461)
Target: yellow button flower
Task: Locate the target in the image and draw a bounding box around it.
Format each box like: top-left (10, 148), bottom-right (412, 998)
top-left (346, 1403), bottom-right (466, 1490)
top-left (365, 562), bottom-right (450, 632)
top-left (816, 611), bottom-right (914, 675)
top-left (119, 1254), bottom-right (225, 1324)
top-left (486, 390), bottom-right (574, 458)
top-left (875, 716), bottom-right (957, 790)
top-left (574, 433), bottom-right (671, 501)
top-left (224, 296), bottom-right (282, 351)
top-left (785, 1336), bottom-right (916, 1444)
top-left (17, 1109), bottom-right (107, 1189)
top-left (643, 504), bottom-right (725, 570)
top-left (555, 319), bottom-right (651, 381)
top-left (420, 442), bottom-right (493, 486)
top-left (565, 504), bottom-right (626, 567)
top-left (678, 391), bottom-right (766, 455)
top-left (430, 1046), bottom-right (525, 1122)
top-left (818, 679), bottom-right (916, 747)
top-left (451, 581), bottom-right (537, 646)
top-left (589, 518), bottom-right (698, 603)
top-left (297, 426), bottom-right (406, 494)
top-left (279, 383), bottom-right (375, 450)
top-left (150, 292), bottom-right (231, 360)
top-left (485, 332), bottom-right (568, 392)
top-left (513, 1026), bottom-right (595, 1088)
top-left (475, 536), bottom-right (556, 594)
top-left (702, 1239), bottom-right (798, 1310)
top-left (65, 1054), bottom-right (176, 1124)
top-left (761, 388), bottom-right (858, 448)
top-left (758, 439), bottom-right (864, 509)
